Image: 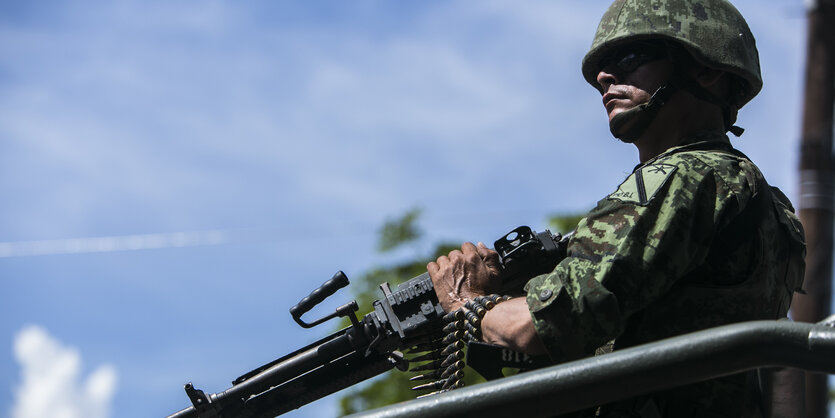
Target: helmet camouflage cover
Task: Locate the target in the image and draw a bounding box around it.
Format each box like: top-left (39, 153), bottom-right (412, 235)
top-left (581, 0), bottom-right (762, 108)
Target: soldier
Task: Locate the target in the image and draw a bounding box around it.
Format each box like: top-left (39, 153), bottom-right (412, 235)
top-left (428, 0), bottom-right (806, 416)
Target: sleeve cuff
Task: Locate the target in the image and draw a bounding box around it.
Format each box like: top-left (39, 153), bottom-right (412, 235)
top-left (525, 271), bottom-right (589, 362)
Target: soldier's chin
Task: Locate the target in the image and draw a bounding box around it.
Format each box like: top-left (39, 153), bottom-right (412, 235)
top-left (609, 116), bottom-right (639, 144)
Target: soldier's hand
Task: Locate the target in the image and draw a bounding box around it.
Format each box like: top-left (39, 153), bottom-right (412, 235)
top-left (427, 242), bottom-right (502, 313)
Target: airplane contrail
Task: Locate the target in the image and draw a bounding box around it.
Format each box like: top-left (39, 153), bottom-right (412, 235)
top-left (0, 230), bottom-right (228, 258)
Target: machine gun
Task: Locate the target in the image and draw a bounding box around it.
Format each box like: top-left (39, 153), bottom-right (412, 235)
top-left (167, 226), bottom-right (569, 418)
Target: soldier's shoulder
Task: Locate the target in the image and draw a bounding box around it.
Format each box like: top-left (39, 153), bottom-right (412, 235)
top-left (605, 146), bottom-right (759, 206)
top-left (656, 148), bottom-right (759, 192)
top-left (656, 147), bottom-right (752, 173)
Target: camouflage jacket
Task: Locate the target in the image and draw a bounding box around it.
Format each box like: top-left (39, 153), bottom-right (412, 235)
top-left (525, 137), bottom-right (805, 417)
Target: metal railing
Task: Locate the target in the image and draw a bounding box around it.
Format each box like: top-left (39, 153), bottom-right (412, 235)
top-left (348, 319), bottom-right (835, 418)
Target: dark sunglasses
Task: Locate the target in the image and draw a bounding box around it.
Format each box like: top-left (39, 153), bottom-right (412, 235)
top-left (598, 42), bottom-right (668, 74)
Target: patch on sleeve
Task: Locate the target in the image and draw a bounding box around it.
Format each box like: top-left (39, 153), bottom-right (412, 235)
top-left (608, 163), bottom-right (677, 205)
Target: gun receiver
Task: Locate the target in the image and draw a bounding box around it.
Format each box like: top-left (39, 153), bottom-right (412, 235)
top-left (167, 226), bottom-right (567, 418)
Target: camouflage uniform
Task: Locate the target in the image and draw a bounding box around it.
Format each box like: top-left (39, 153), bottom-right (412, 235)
top-left (522, 1), bottom-right (806, 414)
top-left (525, 136), bottom-right (805, 417)
top-left (518, 1), bottom-right (806, 414)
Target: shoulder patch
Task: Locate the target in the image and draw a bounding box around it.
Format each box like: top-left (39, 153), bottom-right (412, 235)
top-left (608, 163), bottom-right (677, 205)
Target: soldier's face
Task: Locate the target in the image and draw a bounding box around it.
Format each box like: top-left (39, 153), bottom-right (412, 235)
top-left (596, 47), bottom-right (672, 124)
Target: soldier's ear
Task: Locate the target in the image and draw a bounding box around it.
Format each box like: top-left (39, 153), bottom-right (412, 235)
top-left (690, 65), bottom-right (732, 103)
top-left (693, 66), bottom-right (725, 88)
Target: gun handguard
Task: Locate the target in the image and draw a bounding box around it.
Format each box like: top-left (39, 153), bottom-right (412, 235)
top-left (167, 226), bottom-right (567, 418)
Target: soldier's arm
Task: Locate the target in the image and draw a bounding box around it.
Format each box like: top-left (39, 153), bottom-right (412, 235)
top-left (526, 151), bottom-right (753, 362)
top-left (481, 297), bottom-right (548, 355)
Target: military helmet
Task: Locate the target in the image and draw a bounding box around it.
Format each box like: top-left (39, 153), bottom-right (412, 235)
top-left (581, 0), bottom-right (762, 109)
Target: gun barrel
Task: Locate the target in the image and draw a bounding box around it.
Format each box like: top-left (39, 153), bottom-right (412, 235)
top-left (167, 330), bottom-right (360, 418)
top-left (165, 405), bottom-right (196, 418)
top-left (230, 330), bottom-right (356, 398)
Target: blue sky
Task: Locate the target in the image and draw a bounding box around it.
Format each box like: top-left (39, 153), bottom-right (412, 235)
top-left (0, 1), bottom-right (816, 417)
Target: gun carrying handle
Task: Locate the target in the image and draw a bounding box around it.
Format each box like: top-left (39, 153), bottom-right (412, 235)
top-left (290, 271), bottom-right (351, 328)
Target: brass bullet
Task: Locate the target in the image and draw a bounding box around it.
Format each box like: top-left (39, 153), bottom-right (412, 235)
top-left (440, 350), bottom-right (465, 368)
top-left (440, 361), bottom-right (465, 379)
top-left (442, 320), bottom-right (465, 333)
top-left (409, 371), bottom-right (441, 382)
top-left (465, 311), bottom-right (481, 326)
top-left (411, 379), bottom-right (445, 391)
top-left (443, 309), bottom-right (464, 323)
top-left (442, 330), bottom-right (465, 345)
top-left (410, 350), bottom-right (443, 363)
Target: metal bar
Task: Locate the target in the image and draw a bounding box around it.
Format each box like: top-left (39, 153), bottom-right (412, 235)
top-left (347, 321), bottom-right (835, 418)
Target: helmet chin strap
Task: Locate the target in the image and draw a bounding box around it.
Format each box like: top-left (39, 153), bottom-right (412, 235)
top-left (609, 83), bottom-right (677, 143)
top-left (609, 76), bottom-right (745, 142)
top-left (673, 76), bottom-right (745, 137)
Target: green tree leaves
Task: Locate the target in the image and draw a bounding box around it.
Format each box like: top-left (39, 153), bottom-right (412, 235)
top-left (377, 208), bottom-right (423, 253)
top-left (547, 213), bottom-right (584, 235)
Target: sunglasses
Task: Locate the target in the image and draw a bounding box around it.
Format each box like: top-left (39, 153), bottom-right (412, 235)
top-left (598, 43), bottom-right (668, 74)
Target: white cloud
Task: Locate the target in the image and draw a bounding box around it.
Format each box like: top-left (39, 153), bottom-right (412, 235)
top-left (0, 0), bottom-right (612, 241)
top-left (12, 325), bottom-right (118, 418)
top-left (0, 0), bottom-right (807, 240)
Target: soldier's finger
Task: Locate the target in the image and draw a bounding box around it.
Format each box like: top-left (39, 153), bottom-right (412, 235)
top-left (448, 250), bottom-right (463, 262)
top-left (461, 242), bottom-right (481, 263)
top-left (475, 242), bottom-right (496, 258)
top-left (461, 242), bottom-right (478, 253)
top-left (427, 261), bottom-right (439, 276)
top-left (476, 242), bottom-right (502, 272)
